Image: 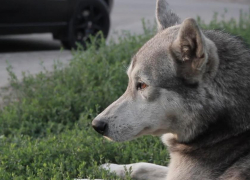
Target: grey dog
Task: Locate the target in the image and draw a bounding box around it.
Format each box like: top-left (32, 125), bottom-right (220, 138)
top-left (90, 0), bottom-right (250, 179)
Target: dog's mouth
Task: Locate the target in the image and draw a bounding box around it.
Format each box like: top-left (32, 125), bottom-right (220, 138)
top-left (102, 127), bottom-right (143, 142)
top-left (103, 127), bottom-right (169, 142)
top-left (135, 127), bottom-right (168, 138)
top-left (135, 127), bottom-right (151, 138)
top-left (98, 122), bottom-right (169, 142)
top-left (151, 129), bottom-right (168, 136)
top-left (103, 136), bottom-right (114, 141)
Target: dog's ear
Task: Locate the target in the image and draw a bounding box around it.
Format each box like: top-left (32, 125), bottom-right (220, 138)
top-left (171, 18), bottom-right (217, 84)
top-left (156, 0), bottom-right (180, 31)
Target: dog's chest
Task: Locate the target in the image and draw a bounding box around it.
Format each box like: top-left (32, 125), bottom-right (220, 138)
top-left (164, 135), bottom-right (250, 180)
top-left (166, 152), bottom-right (213, 180)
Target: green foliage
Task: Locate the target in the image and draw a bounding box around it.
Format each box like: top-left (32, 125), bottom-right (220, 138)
top-left (197, 9), bottom-right (250, 44)
top-left (0, 21), bottom-right (167, 179)
top-left (1, 11), bottom-right (250, 179)
top-left (0, 123), bottom-right (168, 179)
top-left (0, 21), bottom-right (155, 138)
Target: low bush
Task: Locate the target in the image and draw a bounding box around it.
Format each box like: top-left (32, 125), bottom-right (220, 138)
top-left (0, 123), bottom-right (169, 179)
top-left (0, 21), bottom-right (155, 138)
top-left (0, 11), bottom-right (250, 179)
top-left (197, 9), bottom-right (250, 43)
top-left (0, 21), bottom-right (168, 179)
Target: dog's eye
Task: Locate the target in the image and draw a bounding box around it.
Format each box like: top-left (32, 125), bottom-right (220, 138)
top-left (136, 82), bottom-right (148, 90)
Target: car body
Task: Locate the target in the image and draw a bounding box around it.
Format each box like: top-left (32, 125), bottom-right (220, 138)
top-left (0, 0), bottom-right (114, 48)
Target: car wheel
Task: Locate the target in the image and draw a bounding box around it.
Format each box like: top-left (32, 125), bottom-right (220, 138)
top-left (62, 0), bottom-right (110, 49)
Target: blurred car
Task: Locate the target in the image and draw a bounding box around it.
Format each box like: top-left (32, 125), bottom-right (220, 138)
top-left (0, 0), bottom-right (113, 49)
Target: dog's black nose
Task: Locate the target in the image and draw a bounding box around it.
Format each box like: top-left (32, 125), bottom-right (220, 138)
top-left (92, 119), bottom-right (107, 135)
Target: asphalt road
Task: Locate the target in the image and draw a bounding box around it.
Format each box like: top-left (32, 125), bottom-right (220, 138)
top-left (0, 0), bottom-right (249, 87)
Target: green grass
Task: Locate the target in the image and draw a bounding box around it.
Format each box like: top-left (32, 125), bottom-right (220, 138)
top-left (1, 11), bottom-right (250, 179)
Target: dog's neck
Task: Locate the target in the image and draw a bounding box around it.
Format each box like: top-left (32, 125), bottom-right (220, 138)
top-left (162, 130), bottom-right (250, 179)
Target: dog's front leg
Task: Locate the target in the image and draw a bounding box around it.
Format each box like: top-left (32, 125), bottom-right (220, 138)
top-left (101, 163), bottom-right (168, 180)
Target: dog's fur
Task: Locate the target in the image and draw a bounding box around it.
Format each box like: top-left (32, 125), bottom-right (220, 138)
top-left (89, 0), bottom-right (250, 179)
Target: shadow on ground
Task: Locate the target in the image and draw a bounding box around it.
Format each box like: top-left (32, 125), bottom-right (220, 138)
top-left (0, 34), bottom-right (62, 53)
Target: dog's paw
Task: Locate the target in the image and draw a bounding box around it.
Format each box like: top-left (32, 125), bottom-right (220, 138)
top-left (74, 179), bottom-right (103, 180)
top-left (100, 163), bottom-right (130, 177)
top-left (100, 163), bottom-right (120, 170)
top-left (100, 163), bottom-right (168, 180)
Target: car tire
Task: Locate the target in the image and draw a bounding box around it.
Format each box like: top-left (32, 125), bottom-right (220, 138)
top-left (62, 0), bottom-right (110, 49)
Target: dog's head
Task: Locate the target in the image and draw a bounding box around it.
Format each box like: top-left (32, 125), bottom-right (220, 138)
top-left (92, 0), bottom-right (219, 143)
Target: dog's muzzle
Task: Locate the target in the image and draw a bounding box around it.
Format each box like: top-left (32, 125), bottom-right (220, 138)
top-left (92, 119), bottom-right (107, 135)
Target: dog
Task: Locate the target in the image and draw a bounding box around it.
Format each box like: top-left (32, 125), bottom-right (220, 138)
top-left (89, 0), bottom-right (250, 179)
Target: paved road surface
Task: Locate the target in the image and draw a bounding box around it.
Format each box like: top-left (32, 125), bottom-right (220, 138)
top-left (0, 0), bottom-right (249, 87)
